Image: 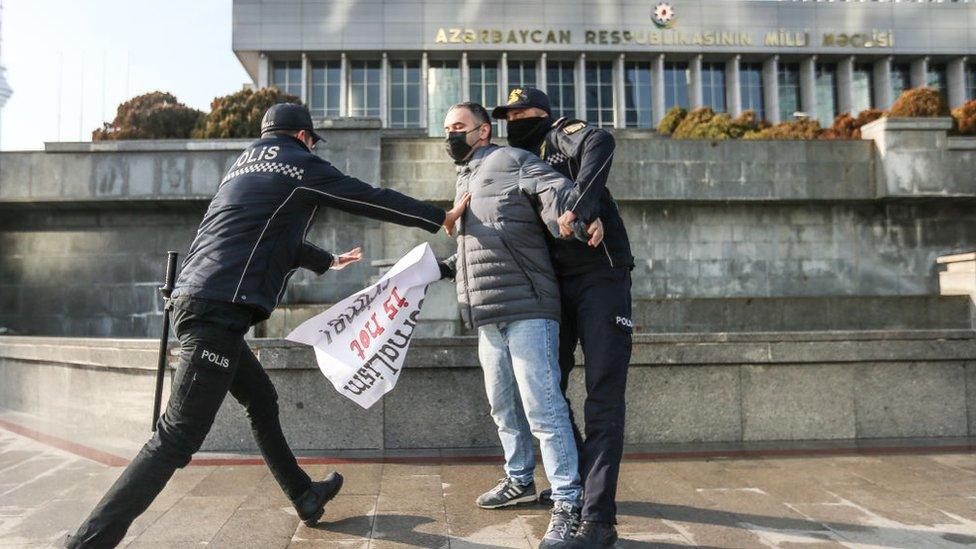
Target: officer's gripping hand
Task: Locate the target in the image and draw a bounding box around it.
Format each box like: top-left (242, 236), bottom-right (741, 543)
top-left (330, 247), bottom-right (363, 271)
top-left (586, 218), bottom-right (604, 247)
top-left (558, 210), bottom-right (578, 238)
top-left (443, 192), bottom-right (471, 236)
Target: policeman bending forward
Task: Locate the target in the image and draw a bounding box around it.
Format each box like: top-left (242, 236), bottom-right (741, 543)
top-left (65, 104), bottom-right (469, 549)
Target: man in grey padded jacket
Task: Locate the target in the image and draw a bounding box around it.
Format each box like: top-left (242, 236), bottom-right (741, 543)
top-left (438, 102), bottom-right (604, 549)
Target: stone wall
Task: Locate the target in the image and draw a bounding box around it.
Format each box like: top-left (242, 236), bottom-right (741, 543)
top-left (2, 331), bottom-right (974, 452)
top-left (2, 119), bottom-right (976, 337)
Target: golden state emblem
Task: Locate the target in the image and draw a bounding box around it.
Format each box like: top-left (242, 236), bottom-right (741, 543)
top-left (652, 3), bottom-right (676, 29)
top-left (508, 88), bottom-right (525, 105)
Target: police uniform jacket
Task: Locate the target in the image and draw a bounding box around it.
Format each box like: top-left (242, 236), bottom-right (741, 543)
top-left (540, 118), bottom-right (634, 276)
top-left (171, 135), bottom-right (445, 321)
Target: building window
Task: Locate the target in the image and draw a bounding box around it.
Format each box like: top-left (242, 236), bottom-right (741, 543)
top-left (778, 62), bottom-right (801, 122)
top-left (272, 60), bottom-right (302, 98)
top-left (740, 62), bottom-right (764, 120)
top-left (815, 63), bottom-right (838, 127)
top-left (967, 64), bottom-right (976, 100)
top-left (547, 61), bottom-right (576, 119)
top-left (891, 63), bottom-right (911, 103)
top-left (852, 63), bottom-right (874, 115)
top-left (348, 60), bottom-right (380, 117)
top-left (927, 63), bottom-right (948, 94)
top-left (624, 61), bottom-right (653, 128)
top-left (701, 62), bottom-right (726, 112)
top-left (664, 62), bottom-right (689, 110)
top-left (508, 60), bottom-right (537, 89)
top-left (428, 60), bottom-right (461, 136)
top-left (470, 60), bottom-right (500, 133)
top-left (389, 60), bottom-right (421, 128)
top-left (309, 60), bottom-right (340, 118)
top-left (585, 61), bottom-right (614, 127)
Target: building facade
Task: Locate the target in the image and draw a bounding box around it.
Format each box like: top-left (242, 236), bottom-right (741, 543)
top-left (0, 0), bottom-right (13, 149)
top-left (232, 0), bottom-right (976, 134)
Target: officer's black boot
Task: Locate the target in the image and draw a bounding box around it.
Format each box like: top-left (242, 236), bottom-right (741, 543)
top-left (569, 520), bottom-right (618, 548)
top-left (294, 471), bottom-right (344, 526)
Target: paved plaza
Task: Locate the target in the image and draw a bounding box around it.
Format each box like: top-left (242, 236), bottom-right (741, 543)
top-left (3, 429), bottom-right (976, 548)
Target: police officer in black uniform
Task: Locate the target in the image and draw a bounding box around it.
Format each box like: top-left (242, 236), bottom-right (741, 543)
top-left (492, 88), bottom-right (634, 548)
top-left (65, 103), bottom-right (469, 549)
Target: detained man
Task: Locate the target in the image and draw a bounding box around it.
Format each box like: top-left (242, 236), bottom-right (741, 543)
top-left (437, 102), bottom-right (603, 549)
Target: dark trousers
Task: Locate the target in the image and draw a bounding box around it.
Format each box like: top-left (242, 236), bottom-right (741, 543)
top-left (558, 266), bottom-right (632, 524)
top-left (67, 297), bottom-right (311, 549)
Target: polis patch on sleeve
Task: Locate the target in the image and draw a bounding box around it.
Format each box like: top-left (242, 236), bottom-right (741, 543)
top-left (563, 121), bottom-right (586, 135)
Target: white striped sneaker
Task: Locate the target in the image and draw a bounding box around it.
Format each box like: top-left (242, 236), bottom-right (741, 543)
top-left (475, 477), bottom-right (537, 509)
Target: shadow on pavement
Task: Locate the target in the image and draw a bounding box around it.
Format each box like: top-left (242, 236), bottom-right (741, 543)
top-left (315, 513), bottom-right (509, 548)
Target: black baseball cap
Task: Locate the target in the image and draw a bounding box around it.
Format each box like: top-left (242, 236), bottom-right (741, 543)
top-left (261, 103), bottom-right (325, 143)
top-left (491, 87), bottom-right (552, 119)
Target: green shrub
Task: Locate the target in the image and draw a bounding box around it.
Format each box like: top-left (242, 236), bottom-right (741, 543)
top-left (889, 87), bottom-right (950, 118)
top-left (671, 107), bottom-right (756, 140)
top-left (193, 87), bottom-right (301, 139)
top-left (657, 106), bottom-right (687, 135)
top-left (952, 100), bottom-right (976, 135)
top-left (820, 109), bottom-right (885, 140)
top-left (92, 92), bottom-right (204, 141)
top-left (744, 117), bottom-right (823, 140)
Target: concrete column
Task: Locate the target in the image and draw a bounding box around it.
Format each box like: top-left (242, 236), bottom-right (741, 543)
top-left (652, 54), bottom-right (666, 125)
top-left (800, 55), bottom-right (817, 117)
top-left (614, 53), bottom-right (626, 128)
top-left (300, 53), bottom-right (309, 104)
top-left (689, 54), bottom-right (704, 109)
top-left (499, 52), bottom-right (509, 99)
top-left (380, 53), bottom-right (389, 127)
top-left (911, 57), bottom-right (928, 89)
top-left (948, 57), bottom-right (967, 108)
top-left (726, 55), bottom-right (742, 118)
top-left (538, 52), bottom-right (547, 91)
top-left (421, 52), bottom-right (429, 130)
top-left (461, 52), bottom-right (470, 102)
top-left (838, 56), bottom-right (854, 116)
top-left (763, 55), bottom-right (780, 124)
top-left (340, 53), bottom-right (348, 116)
top-left (874, 56), bottom-right (893, 109)
top-left (576, 53), bottom-right (587, 120)
top-left (258, 53), bottom-right (270, 88)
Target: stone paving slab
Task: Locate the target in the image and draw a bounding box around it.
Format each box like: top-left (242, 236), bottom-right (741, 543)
top-left (4, 429), bottom-right (976, 548)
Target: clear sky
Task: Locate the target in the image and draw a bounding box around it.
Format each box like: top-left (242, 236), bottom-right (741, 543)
top-left (0, 0), bottom-right (251, 151)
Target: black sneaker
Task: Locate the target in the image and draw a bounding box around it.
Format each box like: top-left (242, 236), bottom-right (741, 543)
top-left (475, 477), bottom-right (537, 509)
top-left (568, 520), bottom-right (618, 548)
top-left (540, 500), bottom-right (581, 548)
top-left (538, 487), bottom-right (553, 505)
top-left (295, 471), bottom-right (344, 526)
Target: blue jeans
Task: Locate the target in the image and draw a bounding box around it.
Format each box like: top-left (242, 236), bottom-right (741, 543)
top-left (478, 318), bottom-right (583, 505)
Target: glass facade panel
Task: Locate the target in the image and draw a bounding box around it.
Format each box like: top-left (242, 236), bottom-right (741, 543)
top-left (740, 62), bottom-right (764, 120)
top-left (547, 61), bottom-right (576, 119)
top-left (664, 62), bottom-right (689, 110)
top-left (585, 61), bottom-right (614, 127)
top-left (701, 62), bottom-right (726, 112)
top-left (852, 63), bottom-right (874, 114)
top-left (309, 60), bottom-right (340, 118)
top-left (348, 60), bottom-right (380, 117)
top-left (428, 60), bottom-right (461, 136)
top-left (778, 62), bottom-right (801, 122)
top-left (891, 63), bottom-right (911, 103)
top-left (624, 61), bottom-right (653, 128)
top-left (815, 63), bottom-right (838, 126)
top-left (927, 63), bottom-right (948, 93)
top-left (469, 60), bottom-right (500, 133)
top-left (508, 60), bottom-right (537, 89)
top-left (389, 59), bottom-right (421, 128)
top-left (968, 64), bottom-right (976, 101)
top-left (272, 60), bottom-right (302, 98)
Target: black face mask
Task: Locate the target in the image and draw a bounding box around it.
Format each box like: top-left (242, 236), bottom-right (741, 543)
top-left (506, 116), bottom-right (550, 151)
top-left (445, 126), bottom-right (480, 163)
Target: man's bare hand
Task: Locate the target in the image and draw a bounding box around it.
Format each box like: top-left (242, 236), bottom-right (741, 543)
top-left (444, 192), bottom-right (471, 236)
top-left (330, 247), bottom-right (363, 270)
top-left (586, 218), bottom-right (604, 247)
top-left (558, 210), bottom-right (578, 237)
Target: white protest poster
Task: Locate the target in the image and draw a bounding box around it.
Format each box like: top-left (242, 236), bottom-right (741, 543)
top-left (286, 243), bottom-right (441, 409)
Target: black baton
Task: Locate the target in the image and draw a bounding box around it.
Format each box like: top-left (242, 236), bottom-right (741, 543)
top-left (151, 251), bottom-right (179, 432)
